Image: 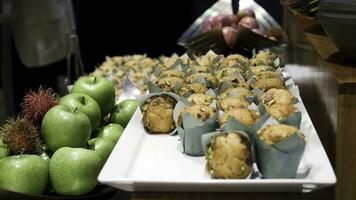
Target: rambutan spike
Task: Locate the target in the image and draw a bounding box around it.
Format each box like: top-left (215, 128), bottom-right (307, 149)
top-left (0, 116), bottom-right (43, 155)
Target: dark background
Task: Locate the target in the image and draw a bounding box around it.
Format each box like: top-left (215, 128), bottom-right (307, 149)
top-left (6, 0), bottom-right (282, 112)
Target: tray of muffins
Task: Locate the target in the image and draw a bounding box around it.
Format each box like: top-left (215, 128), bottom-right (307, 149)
top-left (98, 50), bottom-right (336, 192)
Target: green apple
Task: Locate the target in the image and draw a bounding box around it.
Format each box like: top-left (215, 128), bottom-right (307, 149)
top-left (0, 139), bottom-right (9, 159)
top-left (71, 76), bottom-right (115, 117)
top-left (0, 155), bottom-right (48, 195)
top-left (97, 123), bottom-right (124, 143)
top-left (59, 93), bottom-right (101, 130)
top-left (88, 137), bottom-right (115, 164)
top-left (49, 147), bottom-right (102, 196)
top-left (109, 99), bottom-right (138, 127)
top-left (41, 105), bottom-right (91, 152)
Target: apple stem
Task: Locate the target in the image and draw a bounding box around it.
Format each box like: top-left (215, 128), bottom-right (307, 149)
top-left (81, 96), bottom-right (86, 105)
top-left (73, 107), bottom-right (79, 114)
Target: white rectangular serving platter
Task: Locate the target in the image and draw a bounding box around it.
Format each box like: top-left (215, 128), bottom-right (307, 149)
top-left (98, 93), bottom-right (336, 193)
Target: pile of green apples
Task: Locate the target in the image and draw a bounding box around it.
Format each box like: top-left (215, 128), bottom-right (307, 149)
top-left (0, 76), bottom-right (138, 196)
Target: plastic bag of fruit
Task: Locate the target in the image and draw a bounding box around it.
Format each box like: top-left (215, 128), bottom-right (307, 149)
top-left (178, 0), bottom-right (285, 55)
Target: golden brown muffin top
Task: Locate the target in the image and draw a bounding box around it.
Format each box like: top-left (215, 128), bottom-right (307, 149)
top-left (262, 88), bottom-right (294, 105)
top-left (266, 103), bottom-right (297, 121)
top-left (219, 87), bottom-right (252, 99)
top-left (187, 93), bottom-right (216, 106)
top-left (154, 77), bottom-right (183, 92)
top-left (218, 97), bottom-right (249, 111)
top-left (252, 77), bottom-right (285, 91)
top-left (220, 108), bottom-right (261, 127)
top-left (178, 104), bottom-right (216, 126)
top-left (222, 54), bottom-right (250, 69)
top-left (177, 83), bottom-right (208, 96)
top-left (258, 124), bottom-right (305, 145)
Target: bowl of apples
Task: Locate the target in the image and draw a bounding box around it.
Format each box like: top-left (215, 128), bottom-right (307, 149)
top-left (0, 77), bottom-right (138, 200)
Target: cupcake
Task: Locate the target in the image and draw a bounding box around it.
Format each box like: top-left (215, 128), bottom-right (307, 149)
top-left (141, 95), bottom-right (177, 134)
top-left (187, 93), bottom-right (216, 106)
top-left (206, 132), bottom-right (252, 179)
top-left (218, 97), bottom-right (249, 111)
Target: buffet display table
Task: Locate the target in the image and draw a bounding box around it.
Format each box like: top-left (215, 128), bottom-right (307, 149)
top-left (283, 7), bottom-right (356, 200)
top-left (128, 7), bottom-right (356, 200)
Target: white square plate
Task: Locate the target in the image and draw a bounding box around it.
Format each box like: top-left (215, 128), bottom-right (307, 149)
top-left (98, 95), bottom-right (336, 192)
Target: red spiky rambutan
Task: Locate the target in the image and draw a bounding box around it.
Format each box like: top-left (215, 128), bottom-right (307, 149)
top-left (21, 86), bottom-right (59, 126)
top-left (0, 117), bottom-right (43, 155)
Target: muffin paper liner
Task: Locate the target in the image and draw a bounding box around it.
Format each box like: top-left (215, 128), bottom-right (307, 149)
top-left (253, 116), bottom-right (306, 178)
top-left (138, 91), bottom-right (180, 135)
top-left (174, 99), bottom-right (217, 156)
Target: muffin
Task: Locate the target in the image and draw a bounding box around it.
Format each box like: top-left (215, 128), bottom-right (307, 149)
top-left (219, 87), bottom-right (252, 99)
top-left (186, 65), bottom-right (210, 74)
top-left (220, 108), bottom-right (261, 127)
top-left (249, 50), bottom-right (280, 67)
top-left (221, 54), bottom-right (250, 69)
top-left (177, 83), bottom-right (208, 96)
top-left (258, 124), bottom-right (305, 145)
top-left (206, 132), bottom-right (252, 179)
top-left (216, 68), bottom-right (242, 80)
top-left (266, 103), bottom-right (297, 121)
top-left (142, 95), bottom-right (177, 134)
top-left (187, 93), bottom-right (216, 106)
top-left (221, 75), bottom-right (249, 89)
top-left (254, 71), bottom-right (280, 80)
top-left (186, 73), bottom-right (218, 87)
top-left (178, 104), bottom-right (216, 127)
top-left (248, 65), bottom-right (274, 76)
top-left (159, 69), bottom-right (184, 79)
top-left (262, 88), bottom-right (295, 105)
top-left (251, 77), bottom-right (285, 91)
top-left (154, 77), bottom-right (183, 92)
top-left (218, 97), bottom-right (249, 111)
